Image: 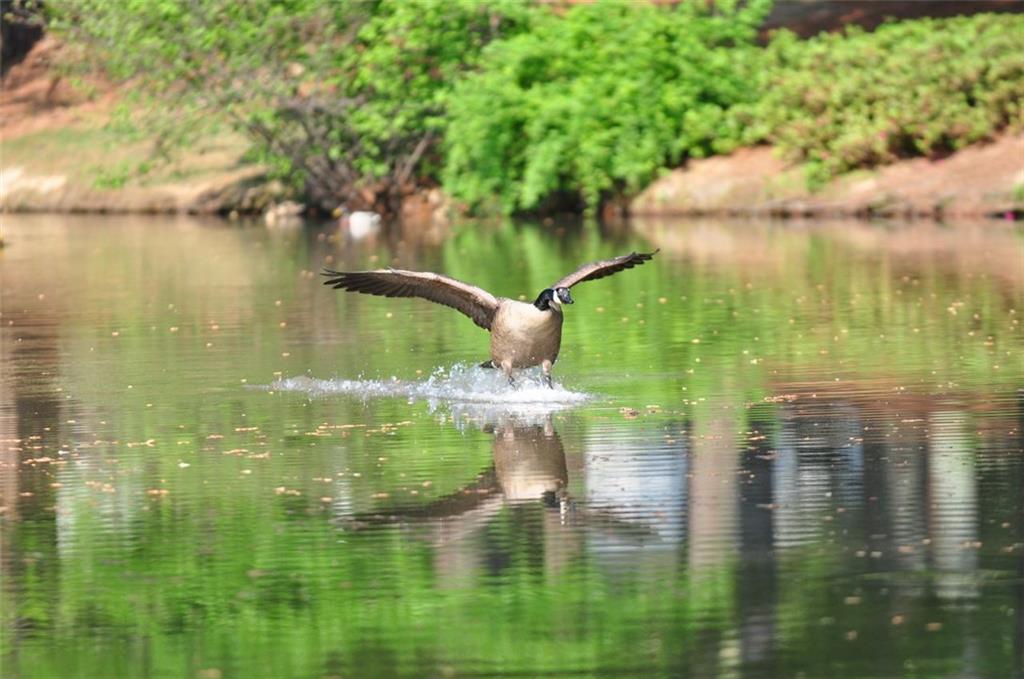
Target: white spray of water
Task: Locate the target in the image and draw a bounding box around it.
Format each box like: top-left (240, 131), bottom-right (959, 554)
top-left (265, 363), bottom-right (592, 410)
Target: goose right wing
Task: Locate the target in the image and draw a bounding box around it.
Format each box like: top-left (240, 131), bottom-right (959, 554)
top-left (322, 268), bottom-right (500, 330)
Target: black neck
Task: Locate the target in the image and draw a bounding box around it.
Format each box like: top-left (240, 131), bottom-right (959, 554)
top-left (533, 290), bottom-right (553, 311)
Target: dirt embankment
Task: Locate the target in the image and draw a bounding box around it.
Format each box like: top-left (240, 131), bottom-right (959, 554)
top-left (630, 136), bottom-right (1024, 220)
top-left (1, 38), bottom-right (270, 215)
top-left (2, 37), bottom-right (1022, 220)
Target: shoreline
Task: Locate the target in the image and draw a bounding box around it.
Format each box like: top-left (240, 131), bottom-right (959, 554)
top-left (3, 41), bottom-right (1020, 223)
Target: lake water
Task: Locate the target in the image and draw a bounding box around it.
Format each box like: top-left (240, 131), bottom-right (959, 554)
top-left (1, 215), bottom-right (1021, 678)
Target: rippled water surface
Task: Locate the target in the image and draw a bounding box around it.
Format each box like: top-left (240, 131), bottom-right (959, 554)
top-left (1, 215), bottom-right (1021, 678)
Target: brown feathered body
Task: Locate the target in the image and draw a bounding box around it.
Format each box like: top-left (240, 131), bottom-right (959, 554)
top-left (489, 300), bottom-right (563, 371)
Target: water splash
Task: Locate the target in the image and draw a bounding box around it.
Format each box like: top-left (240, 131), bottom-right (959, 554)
top-left (266, 363), bottom-right (592, 411)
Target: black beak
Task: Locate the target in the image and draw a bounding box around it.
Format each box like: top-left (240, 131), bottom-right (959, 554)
top-left (560, 289), bottom-right (574, 304)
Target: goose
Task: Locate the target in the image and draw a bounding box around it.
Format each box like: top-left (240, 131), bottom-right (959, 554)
top-left (322, 250), bottom-right (657, 387)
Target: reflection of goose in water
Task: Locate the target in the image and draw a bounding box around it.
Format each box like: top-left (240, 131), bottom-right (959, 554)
top-left (331, 411), bottom-right (670, 583)
top-left (492, 414), bottom-right (567, 505)
top-left (335, 411), bottom-right (569, 528)
top-left (334, 410), bottom-right (656, 540)
top-left (322, 250), bottom-right (657, 387)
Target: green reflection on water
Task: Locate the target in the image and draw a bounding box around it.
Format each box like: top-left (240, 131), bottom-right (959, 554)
top-left (1, 216), bottom-right (1021, 678)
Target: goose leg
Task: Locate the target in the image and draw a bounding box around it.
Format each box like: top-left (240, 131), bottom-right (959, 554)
top-left (541, 360), bottom-right (554, 389)
top-left (501, 361), bottom-right (515, 386)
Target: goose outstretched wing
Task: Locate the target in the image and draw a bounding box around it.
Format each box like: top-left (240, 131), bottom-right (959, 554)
top-left (322, 268), bottom-right (500, 330)
top-left (552, 250), bottom-right (658, 289)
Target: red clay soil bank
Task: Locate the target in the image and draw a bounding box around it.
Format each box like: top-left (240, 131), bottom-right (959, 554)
top-left (629, 136), bottom-right (1024, 220)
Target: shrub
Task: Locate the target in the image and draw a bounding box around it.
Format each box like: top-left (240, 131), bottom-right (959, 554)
top-left (47, 2), bottom-right (1023, 213)
top-left (738, 13), bottom-right (1024, 186)
top-left (442, 0), bottom-right (771, 214)
top-left (48, 0), bottom-right (533, 212)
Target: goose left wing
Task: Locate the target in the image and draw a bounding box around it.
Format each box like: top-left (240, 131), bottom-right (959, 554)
top-left (551, 250), bottom-right (658, 289)
top-left (322, 268), bottom-right (499, 330)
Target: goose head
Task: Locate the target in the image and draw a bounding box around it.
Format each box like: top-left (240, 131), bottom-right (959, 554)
top-left (533, 287), bottom-right (574, 311)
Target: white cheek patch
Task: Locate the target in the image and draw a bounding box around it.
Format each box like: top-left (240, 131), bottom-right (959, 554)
top-left (549, 296), bottom-right (561, 307)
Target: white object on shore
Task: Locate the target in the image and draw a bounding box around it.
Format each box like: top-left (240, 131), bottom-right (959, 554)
top-left (335, 206), bottom-right (382, 239)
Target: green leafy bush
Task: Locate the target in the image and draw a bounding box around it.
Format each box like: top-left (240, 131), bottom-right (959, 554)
top-left (442, 0), bottom-right (771, 214)
top-left (45, 2), bottom-right (1024, 214)
top-left (48, 0), bottom-right (533, 211)
top-left (739, 13), bottom-right (1024, 186)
